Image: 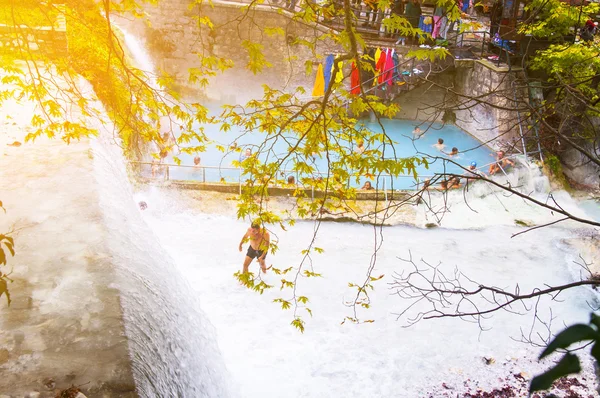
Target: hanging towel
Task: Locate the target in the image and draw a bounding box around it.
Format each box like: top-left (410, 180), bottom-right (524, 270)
top-left (384, 48), bottom-right (394, 85)
top-left (312, 63), bottom-right (325, 97)
top-left (335, 61), bottom-right (344, 83)
top-left (392, 51), bottom-right (402, 84)
top-left (324, 54), bottom-right (334, 91)
top-left (373, 47), bottom-right (382, 86)
top-left (351, 62), bottom-right (360, 95)
top-left (377, 48), bottom-right (387, 85)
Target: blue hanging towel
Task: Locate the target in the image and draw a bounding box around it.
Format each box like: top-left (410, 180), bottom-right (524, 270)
top-left (324, 54), bottom-right (334, 91)
top-left (392, 52), bottom-right (401, 83)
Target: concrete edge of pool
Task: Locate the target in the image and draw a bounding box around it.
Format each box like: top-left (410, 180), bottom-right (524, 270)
top-left (134, 177), bottom-right (418, 201)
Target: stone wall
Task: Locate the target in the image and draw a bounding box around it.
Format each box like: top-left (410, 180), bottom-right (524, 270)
top-left (562, 145), bottom-right (600, 189)
top-left (116, 1), bottom-right (417, 103)
top-left (453, 59), bottom-right (525, 150)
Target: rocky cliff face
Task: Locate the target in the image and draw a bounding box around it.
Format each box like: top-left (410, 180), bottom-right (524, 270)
top-left (453, 59), bottom-right (525, 150)
top-left (561, 145), bottom-right (600, 189)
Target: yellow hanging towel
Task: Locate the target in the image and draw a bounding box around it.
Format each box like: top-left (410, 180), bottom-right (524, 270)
top-left (373, 48), bottom-right (381, 86)
top-left (312, 63), bottom-right (325, 97)
top-left (335, 61), bottom-right (344, 83)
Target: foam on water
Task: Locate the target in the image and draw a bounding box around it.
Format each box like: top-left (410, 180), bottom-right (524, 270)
top-left (135, 182), bottom-right (599, 397)
top-left (415, 157), bottom-right (596, 229)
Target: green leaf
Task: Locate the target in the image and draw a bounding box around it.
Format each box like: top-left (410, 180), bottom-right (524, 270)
top-left (539, 324), bottom-right (599, 359)
top-left (530, 353), bottom-right (581, 392)
top-left (272, 298), bottom-right (291, 310)
top-left (291, 317), bottom-right (305, 333)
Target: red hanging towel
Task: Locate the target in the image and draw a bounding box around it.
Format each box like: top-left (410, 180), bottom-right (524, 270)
top-left (376, 49), bottom-right (387, 85)
top-left (384, 48), bottom-right (394, 86)
top-left (350, 62), bottom-right (360, 95)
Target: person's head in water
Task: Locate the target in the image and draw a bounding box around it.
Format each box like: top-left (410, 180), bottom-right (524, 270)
top-left (450, 147), bottom-right (458, 156)
top-left (139, 201), bottom-right (148, 210)
top-left (469, 161), bottom-right (477, 170)
top-left (356, 139), bottom-right (365, 153)
top-left (193, 156), bottom-right (201, 166)
top-left (438, 138), bottom-right (444, 145)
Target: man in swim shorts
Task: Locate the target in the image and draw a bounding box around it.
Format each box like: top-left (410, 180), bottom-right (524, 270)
top-left (239, 222), bottom-right (270, 274)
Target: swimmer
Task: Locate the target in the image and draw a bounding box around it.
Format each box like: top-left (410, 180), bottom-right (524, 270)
top-left (447, 176), bottom-right (462, 189)
top-left (488, 150), bottom-right (515, 175)
top-left (242, 148), bottom-right (252, 160)
top-left (239, 222), bottom-right (270, 274)
top-left (464, 161), bottom-right (483, 188)
top-left (433, 138), bottom-right (445, 151)
top-left (355, 139), bottom-right (366, 154)
top-left (446, 147), bottom-right (459, 157)
top-left (464, 161), bottom-right (482, 177)
top-left (361, 181), bottom-right (375, 190)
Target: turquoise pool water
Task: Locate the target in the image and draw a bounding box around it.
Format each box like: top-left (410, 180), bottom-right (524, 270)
top-left (580, 199), bottom-right (600, 222)
top-left (164, 118), bottom-right (495, 190)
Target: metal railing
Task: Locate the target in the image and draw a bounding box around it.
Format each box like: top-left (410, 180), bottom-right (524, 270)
top-left (129, 154), bottom-right (522, 202)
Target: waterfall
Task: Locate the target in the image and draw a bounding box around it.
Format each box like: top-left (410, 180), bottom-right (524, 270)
top-left (91, 125), bottom-right (230, 397)
top-left (91, 26), bottom-right (231, 397)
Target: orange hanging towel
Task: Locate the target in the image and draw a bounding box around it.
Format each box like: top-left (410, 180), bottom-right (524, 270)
top-left (312, 63), bottom-right (325, 97)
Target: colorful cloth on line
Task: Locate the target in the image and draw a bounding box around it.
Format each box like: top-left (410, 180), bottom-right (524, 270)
top-left (335, 60), bottom-right (344, 84)
top-left (324, 54), bottom-right (334, 91)
top-left (376, 48), bottom-right (387, 84)
top-left (312, 63), bottom-right (325, 97)
top-left (384, 48), bottom-right (394, 86)
top-left (373, 47), bottom-right (382, 86)
top-left (418, 15), bottom-right (433, 33)
top-left (350, 62), bottom-right (360, 95)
